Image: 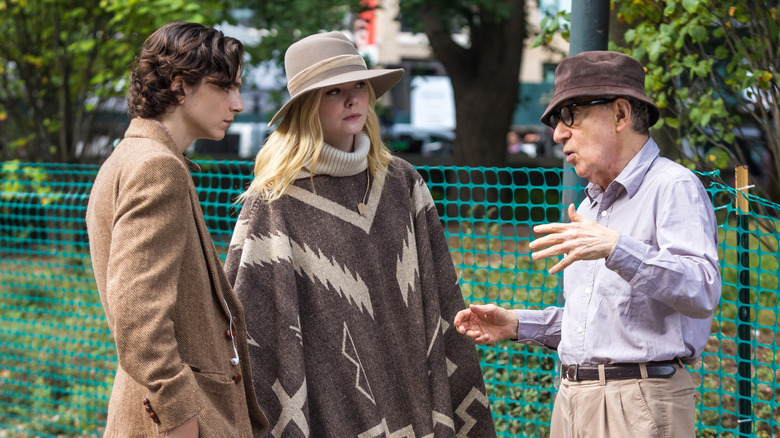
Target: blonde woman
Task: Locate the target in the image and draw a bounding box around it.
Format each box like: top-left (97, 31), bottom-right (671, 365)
top-left (225, 31), bottom-right (496, 437)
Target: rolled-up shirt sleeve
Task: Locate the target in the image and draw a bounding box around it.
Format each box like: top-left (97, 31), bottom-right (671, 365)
top-left (515, 307), bottom-right (563, 350)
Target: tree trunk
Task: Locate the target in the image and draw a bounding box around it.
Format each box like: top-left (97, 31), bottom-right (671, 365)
top-left (452, 77), bottom-right (520, 166)
top-left (420, 0), bottom-right (527, 167)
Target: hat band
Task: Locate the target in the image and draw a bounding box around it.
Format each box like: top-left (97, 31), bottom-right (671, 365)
top-left (287, 54), bottom-right (367, 97)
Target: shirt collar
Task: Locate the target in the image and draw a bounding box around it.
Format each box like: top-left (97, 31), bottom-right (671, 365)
top-left (586, 137), bottom-right (659, 203)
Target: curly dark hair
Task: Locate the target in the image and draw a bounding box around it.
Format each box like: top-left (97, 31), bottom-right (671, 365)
top-left (127, 22), bottom-right (244, 119)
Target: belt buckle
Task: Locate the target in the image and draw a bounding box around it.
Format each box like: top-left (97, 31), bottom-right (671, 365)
top-left (565, 364), bottom-right (579, 381)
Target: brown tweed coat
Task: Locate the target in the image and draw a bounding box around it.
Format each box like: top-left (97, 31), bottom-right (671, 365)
top-left (86, 118), bottom-right (268, 437)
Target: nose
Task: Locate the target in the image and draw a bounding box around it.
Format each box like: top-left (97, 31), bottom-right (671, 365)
top-left (346, 91), bottom-right (358, 107)
top-left (232, 91), bottom-right (244, 114)
top-left (552, 122), bottom-right (570, 144)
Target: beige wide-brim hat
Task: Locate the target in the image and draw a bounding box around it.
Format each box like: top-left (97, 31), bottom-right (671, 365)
top-left (540, 51), bottom-right (660, 128)
top-left (268, 31), bottom-right (404, 127)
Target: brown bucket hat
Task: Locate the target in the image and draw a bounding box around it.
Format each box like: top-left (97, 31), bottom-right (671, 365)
top-left (268, 31), bottom-right (404, 126)
top-left (540, 51), bottom-right (660, 128)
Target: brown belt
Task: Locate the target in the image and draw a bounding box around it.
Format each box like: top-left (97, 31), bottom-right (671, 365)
top-left (561, 360), bottom-right (679, 381)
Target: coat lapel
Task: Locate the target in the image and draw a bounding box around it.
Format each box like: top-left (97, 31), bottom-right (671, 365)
top-left (187, 182), bottom-right (232, 319)
top-left (133, 119), bottom-right (232, 320)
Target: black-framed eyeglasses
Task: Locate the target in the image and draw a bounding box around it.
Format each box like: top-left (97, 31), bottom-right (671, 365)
top-left (549, 98), bottom-right (616, 127)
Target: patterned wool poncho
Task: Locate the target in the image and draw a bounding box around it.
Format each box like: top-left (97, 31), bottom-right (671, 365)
top-left (225, 134), bottom-right (496, 438)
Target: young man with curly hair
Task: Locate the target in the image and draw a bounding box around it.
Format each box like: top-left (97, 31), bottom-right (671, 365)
top-left (86, 22), bottom-right (268, 437)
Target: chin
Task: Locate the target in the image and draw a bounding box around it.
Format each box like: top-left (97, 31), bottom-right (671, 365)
top-left (572, 167), bottom-right (586, 179)
top-left (209, 131), bottom-right (227, 141)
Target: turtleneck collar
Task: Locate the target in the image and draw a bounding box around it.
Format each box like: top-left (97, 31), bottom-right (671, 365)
top-left (301, 132), bottom-right (370, 178)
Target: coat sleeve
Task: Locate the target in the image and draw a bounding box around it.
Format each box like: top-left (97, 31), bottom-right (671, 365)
top-left (105, 154), bottom-right (203, 430)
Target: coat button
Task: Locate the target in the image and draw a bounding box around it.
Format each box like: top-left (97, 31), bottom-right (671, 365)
top-left (143, 398), bottom-right (160, 423)
top-left (232, 373), bottom-right (242, 384)
top-left (225, 329), bottom-right (233, 339)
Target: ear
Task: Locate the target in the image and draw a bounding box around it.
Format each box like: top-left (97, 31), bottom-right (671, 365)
top-left (171, 77), bottom-right (186, 104)
top-left (613, 98), bottom-right (632, 132)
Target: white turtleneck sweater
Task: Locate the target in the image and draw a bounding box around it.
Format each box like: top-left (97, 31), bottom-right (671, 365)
top-left (298, 132), bottom-right (371, 178)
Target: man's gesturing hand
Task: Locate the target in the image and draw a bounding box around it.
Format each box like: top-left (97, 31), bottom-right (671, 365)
top-left (529, 204), bottom-right (620, 275)
top-left (454, 304), bottom-right (518, 345)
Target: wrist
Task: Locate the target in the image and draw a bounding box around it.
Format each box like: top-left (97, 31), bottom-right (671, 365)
top-left (506, 310), bottom-right (519, 340)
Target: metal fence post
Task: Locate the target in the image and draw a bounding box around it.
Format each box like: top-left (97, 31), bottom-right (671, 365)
top-left (561, 0), bottom-right (610, 222)
top-left (557, 0), bottom-right (610, 310)
top-left (735, 165), bottom-right (753, 436)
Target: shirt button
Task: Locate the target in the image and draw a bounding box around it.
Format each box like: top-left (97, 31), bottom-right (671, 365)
top-left (584, 287), bottom-right (591, 295)
top-left (577, 327), bottom-right (584, 334)
top-left (601, 211), bottom-right (608, 217)
top-left (615, 269), bottom-right (621, 274)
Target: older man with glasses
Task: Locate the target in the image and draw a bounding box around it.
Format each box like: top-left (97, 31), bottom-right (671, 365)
top-left (454, 51), bottom-right (722, 437)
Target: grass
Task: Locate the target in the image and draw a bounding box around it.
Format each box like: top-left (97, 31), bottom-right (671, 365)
top-left (0, 249), bottom-right (112, 438)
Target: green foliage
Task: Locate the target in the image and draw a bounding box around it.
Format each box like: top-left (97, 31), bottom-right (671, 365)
top-left (0, 161), bottom-right (52, 201)
top-left (233, 0), bottom-right (363, 64)
top-left (0, 161), bottom-right (54, 244)
top-left (615, 0), bottom-right (780, 200)
top-left (0, 0), bottom-right (230, 162)
top-left (532, 10), bottom-right (570, 48)
top-left (398, 0), bottom-right (514, 34)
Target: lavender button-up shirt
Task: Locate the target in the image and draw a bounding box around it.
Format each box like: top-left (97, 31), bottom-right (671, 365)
top-left (516, 138), bottom-right (721, 366)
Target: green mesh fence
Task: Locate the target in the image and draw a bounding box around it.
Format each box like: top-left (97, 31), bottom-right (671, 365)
top-left (1, 160), bottom-right (779, 437)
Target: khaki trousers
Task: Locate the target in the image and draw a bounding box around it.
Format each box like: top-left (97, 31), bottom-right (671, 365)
top-left (550, 364), bottom-right (696, 438)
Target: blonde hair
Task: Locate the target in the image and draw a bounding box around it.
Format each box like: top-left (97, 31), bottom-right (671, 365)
top-left (239, 83), bottom-right (392, 203)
